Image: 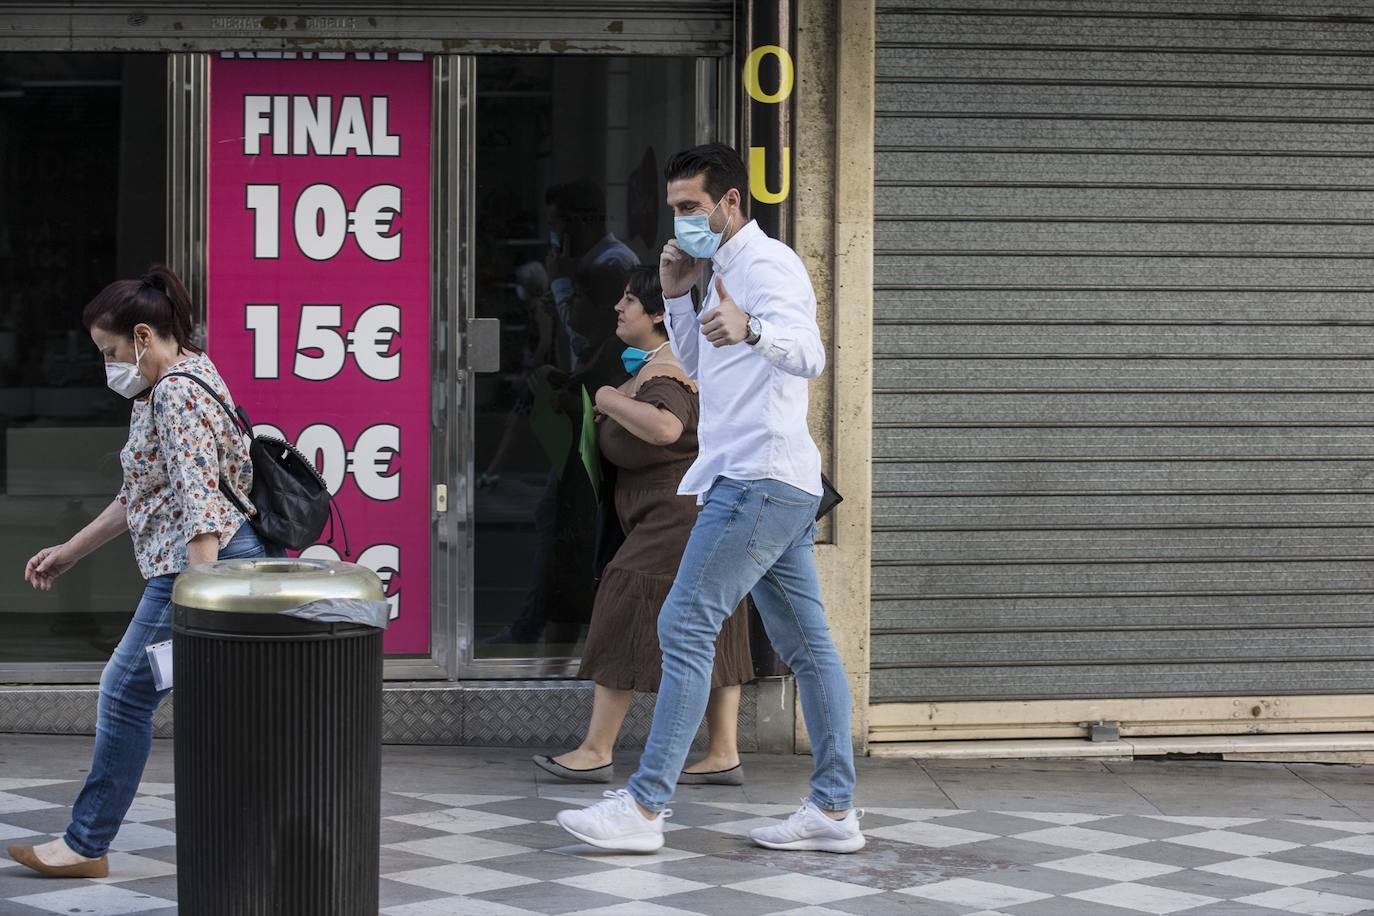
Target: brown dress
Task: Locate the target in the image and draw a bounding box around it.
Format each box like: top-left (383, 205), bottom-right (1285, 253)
top-left (578, 364), bottom-right (753, 692)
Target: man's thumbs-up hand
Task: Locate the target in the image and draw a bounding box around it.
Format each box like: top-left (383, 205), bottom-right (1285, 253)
top-left (701, 276), bottom-right (749, 348)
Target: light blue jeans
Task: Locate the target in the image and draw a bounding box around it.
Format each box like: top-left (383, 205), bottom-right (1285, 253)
top-left (627, 477), bottom-right (856, 813)
top-left (65, 523), bottom-right (271, 858)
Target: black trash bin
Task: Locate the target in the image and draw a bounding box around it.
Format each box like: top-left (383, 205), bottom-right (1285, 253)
top-left (171, 558), bottom-right (388, 916)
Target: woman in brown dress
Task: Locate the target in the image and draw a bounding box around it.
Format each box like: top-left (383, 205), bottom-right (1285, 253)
top-left (533, 267), bottom-right (752, 785)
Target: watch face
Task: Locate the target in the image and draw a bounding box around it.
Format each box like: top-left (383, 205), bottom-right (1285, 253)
top-left (749, 316), bottom-right (762, 335)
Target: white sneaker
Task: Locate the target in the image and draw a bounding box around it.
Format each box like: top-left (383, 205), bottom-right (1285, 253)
top-left (750, 798), bottom-right (865, 853)
top-left (555, 789), bottom-right (671, 853)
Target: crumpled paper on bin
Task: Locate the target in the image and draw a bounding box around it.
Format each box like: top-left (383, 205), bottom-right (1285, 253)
top-left (283, 598), bottom-right (393, 629)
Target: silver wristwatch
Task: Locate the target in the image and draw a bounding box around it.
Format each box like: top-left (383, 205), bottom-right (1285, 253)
top-left (745, 314), bottom-right (763, 346)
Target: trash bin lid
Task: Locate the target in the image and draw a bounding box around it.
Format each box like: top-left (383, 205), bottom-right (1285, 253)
top-left (172, 558), bottom-right (384, 614)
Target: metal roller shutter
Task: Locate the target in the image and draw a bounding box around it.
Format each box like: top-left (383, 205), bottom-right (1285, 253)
top-left (871, 2), bottom-right (1374, 712)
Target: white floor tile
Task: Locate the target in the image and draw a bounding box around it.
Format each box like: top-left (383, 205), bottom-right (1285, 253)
top-left (12, 884), bottom-right (176, 915)
top-left (384, 862), bottom-right (538, 895)
top-left (1236, 887), bottom-right (1374, 916)
top-left (728, 873), bottom-right (884, 904)
top-left (863, 807), bottom-right (970, 820)
top-left (92, 852), bottom-right (178, 884)
top-left (384, 834), bottom-right (534, 864)
top-left (1068, 881), bottom-right (1219, 914)
top-left (383, 899), bottom-right (541, 916)
top-left (387, 807), bottom-right (529, 834)
top-left (404, 793), bottom-right (522, 808)
top-left (1165, 830), bottom-right (1301, 857)
top-left (994, 811), bottom-right (1107, 826)
top-left (1012, 826), bottom-right (1147, 852)
top-left (0, 821), bottom-right (48, 841)
top-left (1315, 834), bottom-right (1374, 858)
top-left (864, 821), bottom-right (998, 848)
top-left (1040, 853), bottom-right (1181, 882)
top-left (899, 877), bottom-right (1051, 909)
top-left (1286, 820), bottom-right (1374, 835)
top-left (134, 783), bottom-right (176, 797)
top-left (1197, 856), bottom-right (1341, 887)
top-left (560, 903), bottom-right (702, 916)
top-left (0, 780), bottom-right (70, 792)
top-left (696, 802), bottom-right (803, 817)
top-left (699, 816), bottom-right (787, 837)
top-left (120, 796), bottom-right (177, 823)
top-left (556, 866), bottom-right (710, 900)
top-left (0, 792), bottom-right (60, 815)
top-left (546, 843), bottom-right (702, 867)
top-left (106, 823), bottom-right (177, 853)
top-left (1144, 816), bottom-right (1263, 829)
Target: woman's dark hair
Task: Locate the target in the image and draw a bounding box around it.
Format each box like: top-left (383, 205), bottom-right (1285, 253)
top-left (81, 265), bottom-right (201, 353)
top-left (626, 266), bottom-right (666, 321)
top-left (664, 142), bottom-right (748, 204)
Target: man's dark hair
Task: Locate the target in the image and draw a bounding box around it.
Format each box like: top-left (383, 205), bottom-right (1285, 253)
top-left (664, 143), bottom-right (748, 204)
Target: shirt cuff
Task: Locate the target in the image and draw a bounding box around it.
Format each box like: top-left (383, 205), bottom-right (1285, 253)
top-left (751, 321), bottom-right (780, 361)
top-left (665, 292), bottom-right (695, 314)
top-left (551, 277), bottom-right (574, 304)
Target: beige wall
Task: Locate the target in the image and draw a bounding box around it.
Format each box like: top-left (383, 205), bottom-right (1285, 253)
top-left (792, 0), bottom-right (875, 749)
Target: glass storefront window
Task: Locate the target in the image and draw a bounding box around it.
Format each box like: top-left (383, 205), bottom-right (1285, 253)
top-left (0, 54), bottom-right (167, 662)
top-left (471, 55), bottom-right (703, 663)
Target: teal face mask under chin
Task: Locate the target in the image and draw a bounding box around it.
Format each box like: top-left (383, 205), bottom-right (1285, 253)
top-left (673, 198), bottom-right (726, 259)
top-left (621, 341), bottom-right (668, 375)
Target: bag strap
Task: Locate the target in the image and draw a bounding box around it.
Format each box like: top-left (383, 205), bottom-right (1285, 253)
top-left (157, 371), bottom-right (254, 438)
top-left (154, 371), bottom-right (254, 519)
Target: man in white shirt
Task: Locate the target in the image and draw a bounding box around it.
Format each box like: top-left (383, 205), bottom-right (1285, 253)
top-left (556, 143), bottom-right (862, 855)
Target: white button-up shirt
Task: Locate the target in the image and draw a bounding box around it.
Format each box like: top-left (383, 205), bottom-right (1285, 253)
top-left (664, 219), bottom-right (825, 499)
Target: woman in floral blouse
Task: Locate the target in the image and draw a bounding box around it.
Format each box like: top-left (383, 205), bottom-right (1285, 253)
top-left (7, 266), bottom-right (271, 879)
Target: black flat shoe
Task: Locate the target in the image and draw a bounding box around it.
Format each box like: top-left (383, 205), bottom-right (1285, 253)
top-left (532, 754), bottom-right (614, 784)
top-left (678, 763), bottom-right (744, 786)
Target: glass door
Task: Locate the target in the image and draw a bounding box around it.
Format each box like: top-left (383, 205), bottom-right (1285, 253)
top-left (460, 55), bottom-right (717, 674)
top-left (0, 53), bottom-right (167, 679)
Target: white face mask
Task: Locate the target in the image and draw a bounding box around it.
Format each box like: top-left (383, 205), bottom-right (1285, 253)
top-left (106, 339), bottom-right (150, 399)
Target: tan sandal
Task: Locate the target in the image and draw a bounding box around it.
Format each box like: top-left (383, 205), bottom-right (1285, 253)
top-left (7, 844), bottom-right (110, 879)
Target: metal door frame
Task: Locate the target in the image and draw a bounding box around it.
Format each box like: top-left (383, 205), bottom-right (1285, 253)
top-left (451, 53), bottom-right (734, 678)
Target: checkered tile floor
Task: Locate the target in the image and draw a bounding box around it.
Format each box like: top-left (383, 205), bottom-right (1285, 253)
top-left (3, 773), bottom-right (1374, 915)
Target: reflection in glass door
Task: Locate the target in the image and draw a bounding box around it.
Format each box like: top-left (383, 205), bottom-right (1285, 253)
top-left (468, 56), bottom-right (712, 670)
top-left (0, 53), bottom-right (167, 669)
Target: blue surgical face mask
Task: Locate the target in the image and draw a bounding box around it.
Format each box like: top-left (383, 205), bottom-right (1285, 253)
top-left (621, 341), bottom-right (668, 376)
top-left (674, 197), bottom-right (726, 259)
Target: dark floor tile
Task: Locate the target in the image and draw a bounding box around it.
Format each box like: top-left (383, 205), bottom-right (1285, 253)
top-left (653, 886), bottom-right (799, 916)
top-left (471, 880), bottom-right (622, 915)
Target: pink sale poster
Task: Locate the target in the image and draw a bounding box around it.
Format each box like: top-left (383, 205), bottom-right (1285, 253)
top-left (208, 55), bottom-right (432, 655)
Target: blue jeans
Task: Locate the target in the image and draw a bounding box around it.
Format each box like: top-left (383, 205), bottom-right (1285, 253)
top-left (627, 477), bottom-right (856, 813)
top-left (65, 523), bottom-right (270, 857)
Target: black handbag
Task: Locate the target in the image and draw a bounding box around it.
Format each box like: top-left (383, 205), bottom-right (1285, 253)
top-left (817, 472), bottom-right (843, 521)
top-left (157, 372), bottom-right (339, 553)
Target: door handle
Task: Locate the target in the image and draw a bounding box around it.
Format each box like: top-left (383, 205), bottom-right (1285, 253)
top-left (467, 318), bottom-right (500, 373)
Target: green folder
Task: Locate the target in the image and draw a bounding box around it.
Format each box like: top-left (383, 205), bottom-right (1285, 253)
top-left (579, 385), bottom-right (601, 501)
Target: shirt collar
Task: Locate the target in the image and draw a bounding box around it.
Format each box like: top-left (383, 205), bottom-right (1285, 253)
top-left (712, 219), bottom-right (762, 272)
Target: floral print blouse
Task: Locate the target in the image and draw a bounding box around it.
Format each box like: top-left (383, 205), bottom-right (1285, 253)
top-left (119, 354), bottom-right (253, 579)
